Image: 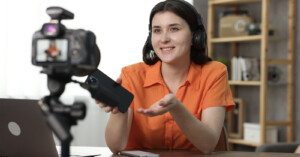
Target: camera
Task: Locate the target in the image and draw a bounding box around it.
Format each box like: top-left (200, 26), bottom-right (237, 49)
top-left (31, 7), bottom-right (103, 157)
top-left (32, 6), bottom-right (100, 76)
top-left (31, 7), bottom-right (133, 157)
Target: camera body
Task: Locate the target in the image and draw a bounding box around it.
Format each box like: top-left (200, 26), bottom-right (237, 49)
top-left (32, 7), bottom-right (100, 76)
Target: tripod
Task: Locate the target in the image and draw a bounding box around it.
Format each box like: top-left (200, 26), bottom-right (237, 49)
top-left (39, 75), bottom-right (86, 157)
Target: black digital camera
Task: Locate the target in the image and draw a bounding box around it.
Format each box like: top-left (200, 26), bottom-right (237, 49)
top-left (31, 7), bottom-right (133, 157)
top-left (32, 7), bottom-right (100, 76)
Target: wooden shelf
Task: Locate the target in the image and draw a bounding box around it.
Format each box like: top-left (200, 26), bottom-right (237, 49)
top-left (211, 35), bottom-right (261, 43)
top-left (207, 0), bottom-right (295, 147)
top-left (211, 36), bottom-right (286, 43)
top-left (229, 81), bottom-right (261, 86)
top-left (267, 59), bottom-right (292, 65)
top-left (266, 121), bottom-right (292, 126)
top-left (228, 138), bottom-right (260, 147)
top-left (210, 0), bottom-right (261, 6)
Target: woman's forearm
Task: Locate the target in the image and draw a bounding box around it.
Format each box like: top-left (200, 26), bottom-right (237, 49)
top-left (105, 108), bottom-right (133, 154)
top-left (169, 105), bottom-right (225, 154)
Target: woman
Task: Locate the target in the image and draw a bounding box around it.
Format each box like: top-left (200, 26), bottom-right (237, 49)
top-left (98, 0), bottom-right (235, 154)
top-left (45, 40), bottom-right (60, 60)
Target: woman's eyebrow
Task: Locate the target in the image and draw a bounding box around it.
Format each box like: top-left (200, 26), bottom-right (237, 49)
top-left (152, 23), bottom-right (181, 29)
top-left (169, 23), bottom-right (181, 27)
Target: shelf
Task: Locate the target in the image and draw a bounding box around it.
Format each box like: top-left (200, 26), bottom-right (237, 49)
top-left (228, 138), bottom-right (260, 147)
top-left (229, 81), bottom-right (261, 86)
top-left (210, 0), bottom-right (261, 6)
top-left (211, 36), bottom-right (286, 43)
top-left (211, 35), bottom-right (261, 43)
top-left (267, 59), bottom-right (292, 65)
top-left (208, 0), bottom-right (295, 147)
top-left (266, 121), bottom-right (292, 126)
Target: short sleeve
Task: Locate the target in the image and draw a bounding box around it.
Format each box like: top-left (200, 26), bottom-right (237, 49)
top-left (201, 66), bottom-right (235, 112)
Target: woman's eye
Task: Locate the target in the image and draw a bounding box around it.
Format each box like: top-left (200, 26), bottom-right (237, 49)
top-left (153, 29), bottom-right (161, 33)
top-left (171, 27), bottom-right (179, 31)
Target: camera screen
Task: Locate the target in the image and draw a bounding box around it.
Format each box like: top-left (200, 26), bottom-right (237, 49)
top-left (36, 39), bottom-right (68, 62)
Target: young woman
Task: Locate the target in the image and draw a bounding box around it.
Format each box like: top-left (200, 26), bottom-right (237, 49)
top-left (98, 0), bottom-right (235, 154)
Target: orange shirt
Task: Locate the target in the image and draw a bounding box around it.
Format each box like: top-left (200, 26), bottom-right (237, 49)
top-left (47, 47), bottom-right (58, 54)
top-left (121, 61), bottom-right (235, 151)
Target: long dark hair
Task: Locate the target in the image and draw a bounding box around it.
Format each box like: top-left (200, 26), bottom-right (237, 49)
top-left (143, 0), bottom-right (211, 65)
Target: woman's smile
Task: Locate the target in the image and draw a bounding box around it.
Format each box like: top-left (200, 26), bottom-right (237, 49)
top-left (160, 46), bottom-right (175, 54)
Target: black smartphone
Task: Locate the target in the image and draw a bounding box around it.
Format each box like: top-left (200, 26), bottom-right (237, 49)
top-left (85, 69), bottom-right (134, 113)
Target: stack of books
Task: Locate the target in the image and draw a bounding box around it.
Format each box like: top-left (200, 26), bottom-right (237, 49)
top-left (231, 57), bottom-right (260, 81)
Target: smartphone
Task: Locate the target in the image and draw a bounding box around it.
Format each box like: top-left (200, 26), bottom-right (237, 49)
top-left (120, 150), bottom-right (159, 157)
top-left (85, 69), bottom-right (134, 113)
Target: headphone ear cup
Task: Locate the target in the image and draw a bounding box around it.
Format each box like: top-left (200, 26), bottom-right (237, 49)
top-left (192, 28), bottom-right (207, 50)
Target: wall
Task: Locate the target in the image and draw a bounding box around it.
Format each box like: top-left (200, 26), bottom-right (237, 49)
top-left (194, 0), bottom-right (299, 143)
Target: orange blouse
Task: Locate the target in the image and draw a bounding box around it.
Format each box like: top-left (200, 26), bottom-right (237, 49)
top-left (121, 61), bottom-right (235, 151)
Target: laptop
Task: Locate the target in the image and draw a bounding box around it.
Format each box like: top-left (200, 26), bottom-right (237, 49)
top-left (0, 98), bottom-right (59, 157)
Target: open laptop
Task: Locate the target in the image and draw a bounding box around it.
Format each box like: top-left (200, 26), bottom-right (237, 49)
top-left (0, 98), bottom-right (59, 157)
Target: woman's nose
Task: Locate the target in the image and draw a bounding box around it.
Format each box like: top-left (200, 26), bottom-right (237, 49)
top-left (160, 32), bottom-right (170, 43)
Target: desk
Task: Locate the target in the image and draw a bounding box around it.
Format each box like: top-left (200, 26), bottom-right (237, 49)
top-left (65, 147), bottom-right (299, 157)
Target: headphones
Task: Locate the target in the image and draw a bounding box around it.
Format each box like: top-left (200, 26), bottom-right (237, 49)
top-left (146, 0), bottom-right (207, 51)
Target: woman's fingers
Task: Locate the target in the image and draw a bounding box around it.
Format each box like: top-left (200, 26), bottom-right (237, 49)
top-left (104, 106), bottom-right (113, 112)
top-left (136, 108), bottom-right (145, 113)
top-left (96, 101), bottom-right (106, 108)
top-left (97, 102), bottom-right (120, 114)
top-left (116, 76), bottom-right (122, 84)
top-left (137, 108), bottom-right (155, 117)
top-left (112, 107), bottom-right (120, 114)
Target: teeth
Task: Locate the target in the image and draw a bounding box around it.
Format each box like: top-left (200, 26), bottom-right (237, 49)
top-left (162, 48), bottom-right (172, 51)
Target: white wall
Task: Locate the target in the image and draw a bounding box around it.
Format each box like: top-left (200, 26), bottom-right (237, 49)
top-left (0, 0), bottom-right (193, 147)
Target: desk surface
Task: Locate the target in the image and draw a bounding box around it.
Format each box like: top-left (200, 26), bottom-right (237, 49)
top-left (64, 147), bottom-right (300, 157)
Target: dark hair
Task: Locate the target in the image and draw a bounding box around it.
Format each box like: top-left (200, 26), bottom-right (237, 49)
top-left (142, 0), bottom-right (211, 65)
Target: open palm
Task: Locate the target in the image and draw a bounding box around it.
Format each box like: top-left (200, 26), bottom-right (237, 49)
top-left (137, 94), bottom-right (179, 117)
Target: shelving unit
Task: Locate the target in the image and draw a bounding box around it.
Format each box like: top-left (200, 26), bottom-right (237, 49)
top-left (207, 0), bottom-right (295, 147)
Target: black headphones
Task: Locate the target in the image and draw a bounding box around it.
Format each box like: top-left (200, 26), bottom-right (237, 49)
top-left (146, 0), bottom-right (207, 51)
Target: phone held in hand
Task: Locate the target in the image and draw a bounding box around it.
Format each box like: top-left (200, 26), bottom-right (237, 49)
top-left (85, 69), bottom-right (134, 113)
top-left (120, 150), bottom-right (159, 157)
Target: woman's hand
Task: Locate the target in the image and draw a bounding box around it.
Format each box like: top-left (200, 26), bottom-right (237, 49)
top-left (136, 94), bottom-right (180, 117)
top-left (95, 76), bottom-right (122, 114)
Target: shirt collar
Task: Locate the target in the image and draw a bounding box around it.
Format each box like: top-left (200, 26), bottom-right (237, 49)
top-left (144, 61), bottom-right (164, 87)
top-left (144, 61), bottom-right (202, 89)
top-left (185, 61), bottom-right (202, 90)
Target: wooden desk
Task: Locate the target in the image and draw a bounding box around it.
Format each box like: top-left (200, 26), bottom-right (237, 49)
top-left (66, 147), bottom-right (299, 157)
top-left (114, 150), bottom-right (299, 157)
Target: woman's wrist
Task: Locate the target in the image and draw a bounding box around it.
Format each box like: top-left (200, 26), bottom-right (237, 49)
top-left (169, 98), bottom-right (183, 114)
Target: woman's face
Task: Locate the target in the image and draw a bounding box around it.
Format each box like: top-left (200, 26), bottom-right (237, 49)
top-left (151, 11), bottom-right (193, 65)
top-left (50, 41), bottom-right (56, 47)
